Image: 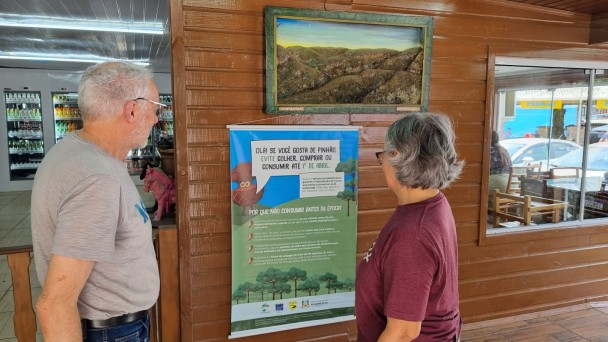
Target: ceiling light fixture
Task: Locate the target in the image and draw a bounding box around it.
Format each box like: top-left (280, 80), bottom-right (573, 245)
top-left (0, 53), bottom-right (149, 66)
top-left (0, 13), bottom-right (164, 35)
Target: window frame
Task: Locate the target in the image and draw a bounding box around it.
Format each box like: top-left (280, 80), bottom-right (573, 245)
top-left (479, 48), bottom-right (608, 246)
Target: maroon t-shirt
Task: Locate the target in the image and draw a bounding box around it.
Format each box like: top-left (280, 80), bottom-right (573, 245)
top-left (355, 193), bottom-right (461, 341)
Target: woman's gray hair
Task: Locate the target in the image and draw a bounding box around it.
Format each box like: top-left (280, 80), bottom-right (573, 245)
top-left (384, 112), bottom-right (464, 190)
top-left (78, 61), bottom-right (153, 121)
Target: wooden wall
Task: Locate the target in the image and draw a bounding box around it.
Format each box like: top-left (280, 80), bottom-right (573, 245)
top-left (168, 0), bottom-right (608, 340)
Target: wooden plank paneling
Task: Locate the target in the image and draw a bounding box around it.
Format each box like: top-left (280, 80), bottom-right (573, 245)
top-left (190, 234), bottom-right (232, 255)
top-left (433, 16), bottom-right (589, 43)
top-left (184, 30), bottom-right (263, 52)
top-left (190, 200), bottom-right (231, 217)
top-left (170, 0), bottom-right (608, 339)
top-left (354, 0), bottom-right (591, 20)
top-left (459, 262), bottom-right (608, 298)
top-left (184, 70), bottom-right (263, 89)
top-left (184, 10), bottom-right (262, 33)
top-left (187, 89), bottom-right (263, 107)
top-left (184, 50), bottom-right (264, 70)
top-left (188, 164), bottom-right (229, 182)
top-left (431, 58), bottom-right (488, 81)
top-left (429, 79), bottom-right (487, 102)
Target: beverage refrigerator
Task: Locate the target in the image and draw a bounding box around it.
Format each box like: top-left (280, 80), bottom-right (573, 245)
top-left (5, 91), bottom-right (45, 181)
top-left (0, 68), bottom-right (172, 192)
top-left (52, 92), bottom-right (82, 142)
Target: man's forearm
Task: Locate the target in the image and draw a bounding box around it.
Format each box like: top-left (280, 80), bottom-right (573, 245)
top-left (378, 329), bottom-right (416, 342)
top-left (38, 296), bottom-right (82, 341)
top-left (378, 317), bottom-right (421, 342)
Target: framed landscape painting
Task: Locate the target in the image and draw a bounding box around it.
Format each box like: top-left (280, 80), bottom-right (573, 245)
top-left (264, 7), bottom-right (433, 114)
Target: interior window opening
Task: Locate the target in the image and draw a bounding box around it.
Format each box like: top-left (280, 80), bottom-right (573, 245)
top-left (488, 64), bottom-right (608, 233)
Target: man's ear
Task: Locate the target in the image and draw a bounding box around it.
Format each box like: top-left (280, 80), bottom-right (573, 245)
top-left (123, 100), bottom-right (137, 123)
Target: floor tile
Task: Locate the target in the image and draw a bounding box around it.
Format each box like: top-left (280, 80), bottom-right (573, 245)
top-left (500, 323), bottom-right (568, 341)
top-left (0, 291), bottom-right (14, 313)
top-left (490, 317), bottom-right (551, 333)
top-left (462, 334), bottom-right (511, 342)
top-left (569, 323), bottom-right (608, 339)
top-left (460, 327), bottom-right (496, 339)
top-left (555, 311), bottom-right (608, 330)
top-left (547, 308), bottom-right (602, 323)
top-left (588, 337), bottom-right (608, 342)
top-left (0, 311), bottom-right (15, 339)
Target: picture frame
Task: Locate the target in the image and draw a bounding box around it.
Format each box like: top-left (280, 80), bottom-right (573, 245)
top-left (264, 6), bottom-right (434, 114)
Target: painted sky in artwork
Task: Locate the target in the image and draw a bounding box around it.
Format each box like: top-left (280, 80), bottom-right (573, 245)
top-left (276, 17), bottom-right (422, 50)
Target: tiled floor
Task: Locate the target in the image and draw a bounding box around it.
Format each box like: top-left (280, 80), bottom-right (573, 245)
top-left (4, 191), bottom-right (608, 341)
top-left (461, 303), bottom-right (608, 341)
top-left (0, 191), bottom-right (41, 342)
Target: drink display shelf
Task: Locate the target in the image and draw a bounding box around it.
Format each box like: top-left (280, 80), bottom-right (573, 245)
top-left (10, 162), bottom-right (41, 170)
top-left (8, 132), bottom-right (43, 139)
top-left (9, 149), bottom-right (44, 154)
top-left (7, 117), bottom-right (42, 122)
top-left (55, 117), bottom-right (82, 121)
top-left (5, 99), bottom-right (41, 105)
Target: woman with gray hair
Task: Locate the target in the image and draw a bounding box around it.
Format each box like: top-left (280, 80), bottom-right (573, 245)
top-left (356, 112), bottom-right (463, 342)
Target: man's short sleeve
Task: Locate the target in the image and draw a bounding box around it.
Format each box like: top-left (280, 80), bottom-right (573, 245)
top-left (52, 174), bottom-right (121, 262)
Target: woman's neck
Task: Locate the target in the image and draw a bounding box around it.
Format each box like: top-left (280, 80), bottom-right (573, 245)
top-left (395, 187), bottom-right (440, 205)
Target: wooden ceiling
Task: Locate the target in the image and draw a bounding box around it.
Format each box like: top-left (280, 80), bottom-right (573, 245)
top-left (503, 0), bottom-right (608, 44)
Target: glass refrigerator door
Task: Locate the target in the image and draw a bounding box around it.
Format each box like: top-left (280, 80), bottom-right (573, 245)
top-left (125, 94), bottom-right (173, 175)
top-left (157, 94), bottom-right (173, 145)
top-left (5, 90), bottom-right (44, 181)
top-left (52, 92), bottom-right (82, 142)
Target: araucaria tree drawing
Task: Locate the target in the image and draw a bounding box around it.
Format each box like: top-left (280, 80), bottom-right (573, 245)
top-left (256, 267), bottom-right (288, 300)
top-left (297, 279), bottom-right (321, 296)
top-left (287, 267), bottom-right (307, 298)
top-left (233, 268), bottom-right (353, 303)
top-left (335, 157), bottom-right (358, 216)
top-left (319, 272), bottom-right (338, 294)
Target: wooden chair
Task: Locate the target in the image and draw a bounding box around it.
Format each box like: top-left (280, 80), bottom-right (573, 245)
top-left (492, 189), bottom-right (567, 228)
top-left (505, 163), bottom-right (542, 195)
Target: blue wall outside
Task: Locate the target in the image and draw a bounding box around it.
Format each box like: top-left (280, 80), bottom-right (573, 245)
top-left (503, 105), bottom-right (578, 138)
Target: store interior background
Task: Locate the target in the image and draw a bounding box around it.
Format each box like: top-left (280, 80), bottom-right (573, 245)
top-left (0, 0), bottom-right (173, 192)
top-left (1, 0), bottom-right (172, 339)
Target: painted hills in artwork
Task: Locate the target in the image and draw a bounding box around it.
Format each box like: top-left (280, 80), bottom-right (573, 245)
top-left (276, 46), bottom-right (423, 105)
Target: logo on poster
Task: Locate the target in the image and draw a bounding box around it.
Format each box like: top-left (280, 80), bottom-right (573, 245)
top-left (261, 303), bottom-right (270, 313)
top-left (289, 301), bottom-right (297, 310)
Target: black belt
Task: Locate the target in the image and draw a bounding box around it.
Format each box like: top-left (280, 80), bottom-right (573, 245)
top-left (82, 309), bottom-right (149, 329)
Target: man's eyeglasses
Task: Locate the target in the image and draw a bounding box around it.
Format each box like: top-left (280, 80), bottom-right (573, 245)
top-left (375, 151), bottom-right (386, 165)
top-left (134, 97), bottom-right (167, 117)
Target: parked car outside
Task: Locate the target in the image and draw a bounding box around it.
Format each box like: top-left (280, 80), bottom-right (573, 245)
top-left (550, 142), bottom-right (608, 179)
top-left (589, 124), bottom-right (608, 144)
top-left (499, 138), bottom-right (581, 167)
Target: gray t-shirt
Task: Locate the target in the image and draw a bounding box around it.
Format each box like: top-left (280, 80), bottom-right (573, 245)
top-left (31, 132), bottom-right (160, 320)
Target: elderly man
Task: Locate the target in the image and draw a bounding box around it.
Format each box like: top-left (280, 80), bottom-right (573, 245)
top-left (31, 61), bottom-right (162, 341)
